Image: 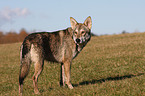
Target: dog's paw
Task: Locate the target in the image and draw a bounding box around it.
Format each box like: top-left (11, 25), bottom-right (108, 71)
top-left (68, 84), bottom-right (74, 89)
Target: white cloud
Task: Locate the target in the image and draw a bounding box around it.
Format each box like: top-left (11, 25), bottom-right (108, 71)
top-left (0, 7), bottom-right (30, 27)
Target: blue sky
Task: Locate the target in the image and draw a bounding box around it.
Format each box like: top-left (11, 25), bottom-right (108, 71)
top-left (0, 0), bottom-right (145, 35)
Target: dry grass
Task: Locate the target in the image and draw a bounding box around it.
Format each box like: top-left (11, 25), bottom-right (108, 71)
top-left (0, 33), bottom-right (145, 96)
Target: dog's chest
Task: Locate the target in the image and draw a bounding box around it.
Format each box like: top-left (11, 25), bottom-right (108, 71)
top-left (72, 45), bottom-right (83, 59)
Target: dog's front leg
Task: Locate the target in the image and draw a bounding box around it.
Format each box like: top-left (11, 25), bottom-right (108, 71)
top-left (60, 63), bottom-right (65, 87)
top-left (64, 60), bottom-right (73, 89)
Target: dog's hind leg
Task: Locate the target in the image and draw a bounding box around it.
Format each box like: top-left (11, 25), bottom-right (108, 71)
top-left (32, 59), bottom-right (44, 94)
top-left (19, 56), bottom-right (31, 96)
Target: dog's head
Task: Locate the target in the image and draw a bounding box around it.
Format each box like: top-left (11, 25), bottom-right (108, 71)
top-left (70, 16), bottom-right (92, 45)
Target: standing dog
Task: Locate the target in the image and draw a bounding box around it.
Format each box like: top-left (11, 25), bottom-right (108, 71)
top-left (19, 16), bottom-right (92, 95)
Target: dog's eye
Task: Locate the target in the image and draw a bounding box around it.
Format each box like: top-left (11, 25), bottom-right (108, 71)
top-left (81, 31), bottom-right (85, 35)
top-left (74, 32), bottom-right (77, 35)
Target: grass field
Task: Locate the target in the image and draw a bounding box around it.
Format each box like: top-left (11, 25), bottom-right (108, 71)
top-left (0, 33), bottom-right (145, 96)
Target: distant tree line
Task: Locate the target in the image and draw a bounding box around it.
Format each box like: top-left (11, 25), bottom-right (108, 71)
top-left (91, 33), bottom-right (97, 36)
top-left (0, 29), bottom-right (28, 44)
top-left (1, 28), bottom-right (137, 44)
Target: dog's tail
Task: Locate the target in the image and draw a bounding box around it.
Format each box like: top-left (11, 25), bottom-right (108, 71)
top-left (19, 39), bottom-right (31, 95)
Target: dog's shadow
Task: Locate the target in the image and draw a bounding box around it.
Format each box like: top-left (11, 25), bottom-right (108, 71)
top-left (73, 73), bottom-right (144, 87)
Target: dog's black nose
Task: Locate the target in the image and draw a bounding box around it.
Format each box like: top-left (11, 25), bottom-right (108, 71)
top-left (76, 38), bottom-right (80, 43)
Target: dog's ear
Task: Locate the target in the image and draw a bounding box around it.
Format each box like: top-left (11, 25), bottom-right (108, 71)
top-left (84, 16), bottom-right (92, 29)
top-left (70, 17), bottom-right (78, 29)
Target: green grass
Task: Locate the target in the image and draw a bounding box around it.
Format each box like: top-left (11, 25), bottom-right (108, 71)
top-left (0, 33), bottom-right (145, 96)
